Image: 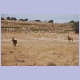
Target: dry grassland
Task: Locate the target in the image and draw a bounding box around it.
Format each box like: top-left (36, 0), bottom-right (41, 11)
top-left (1, 32), bottom-right (79, 66)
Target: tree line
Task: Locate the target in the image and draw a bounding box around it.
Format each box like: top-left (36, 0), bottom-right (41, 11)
top-left (1, 16), bottom-right (54, 23)
top-left (1, 17), bottom-right (17, 20)
top-left (69, 20), bottom-right (79, 33)
top-left (1, 17), bottom-right (79, 33)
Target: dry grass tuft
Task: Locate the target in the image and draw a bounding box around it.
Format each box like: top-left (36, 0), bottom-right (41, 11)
top-left (47, 62), bottom-right (56, 66)
top-left (10, 51), bottom-right (13, 53)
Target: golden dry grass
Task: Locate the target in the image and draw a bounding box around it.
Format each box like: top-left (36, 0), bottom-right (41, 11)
top-left (1, 32), bottom-right (79, 66)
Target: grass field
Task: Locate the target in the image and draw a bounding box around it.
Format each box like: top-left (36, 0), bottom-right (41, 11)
top-left (1, 32), bottom-right (79, 66)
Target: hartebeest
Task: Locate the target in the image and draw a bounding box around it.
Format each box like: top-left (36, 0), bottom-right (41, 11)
top-left (12, 37), bottom-right (17, 47)
top-left (68, 36), bottom-right (73, 41)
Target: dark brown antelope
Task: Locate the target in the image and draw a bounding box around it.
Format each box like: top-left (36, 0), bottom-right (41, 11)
top-left (12, 37), bottom-right (17, 47)
top-left (68, 36), bottom-right (73, 41)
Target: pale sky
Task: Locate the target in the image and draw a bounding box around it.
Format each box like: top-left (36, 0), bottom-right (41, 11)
top-left (1, 14), bottom-right (79, 23)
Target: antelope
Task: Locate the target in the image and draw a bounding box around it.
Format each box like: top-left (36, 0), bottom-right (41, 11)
top-left (68, 36), bottom-right (73, 41)
top-left (12, 37), bottom-right (17, 47)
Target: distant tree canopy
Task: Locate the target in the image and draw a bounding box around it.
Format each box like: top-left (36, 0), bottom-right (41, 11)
top-left (19, 19), bottom-right (24, 21)
top-left (69, 20), bottom-right (74, 23)
top-left (23, 18), bottom-right (28, 21)
top-left (1, 17), bottom-right (5, 20)
top-left (7, 16), bottom-right (10, 20)
top-left (48, 20), bottom-right (53, 23)
top-left (35, 20), bottom-right (41, 22)
top-left (73, 21), bottom-right (79, 33)
top-left (10, 17), bottom-right (17, 20)
top-left (19, 18), bottom-right (28, 21)
top-left (6, 16), bottom-right (17, 20)
top-left (69, 20), bottom-right (79, 33)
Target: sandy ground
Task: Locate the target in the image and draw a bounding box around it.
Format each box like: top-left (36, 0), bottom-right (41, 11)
top-left (1, 32), bottom-right (79, 66)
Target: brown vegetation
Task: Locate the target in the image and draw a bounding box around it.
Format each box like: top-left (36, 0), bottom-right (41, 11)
top-left (1, 32), bottom-right (79, 66)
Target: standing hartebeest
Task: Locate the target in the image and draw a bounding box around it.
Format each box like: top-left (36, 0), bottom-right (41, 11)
top-left (68, 36), bottom-right (73, 41)
top-left (12, 37), bottom-right (17, 47)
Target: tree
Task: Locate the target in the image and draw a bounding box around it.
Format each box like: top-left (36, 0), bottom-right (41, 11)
top-left (23, 18), bottom-right (28, 21)
top-left (70, 20), bottom-right (74, 23)
top-left (19, 19), bottom-right (24, 21)
top-left (11, 17), bottom-right (17, 20)
top-left (13, 17), bottom-right (17, 20)
top-left (48, 20), bottom-right (53, 23)
top-left (19, 18), bottom-right (28, 21)
top-left (7, 16), bottom-right (10, 20)
top-left (72, 21), bottom-right (79, 33)
top-left (1, 17), bottom-right (5, 20)
top-left (35, 20), bottom-right (41, 22)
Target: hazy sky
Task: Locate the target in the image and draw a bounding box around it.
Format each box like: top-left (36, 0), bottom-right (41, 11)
top-left (1, 14), bottom-right (79, 23)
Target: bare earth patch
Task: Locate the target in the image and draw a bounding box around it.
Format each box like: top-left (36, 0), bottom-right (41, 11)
top-left (1, 32), bottom-right (79, 66)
